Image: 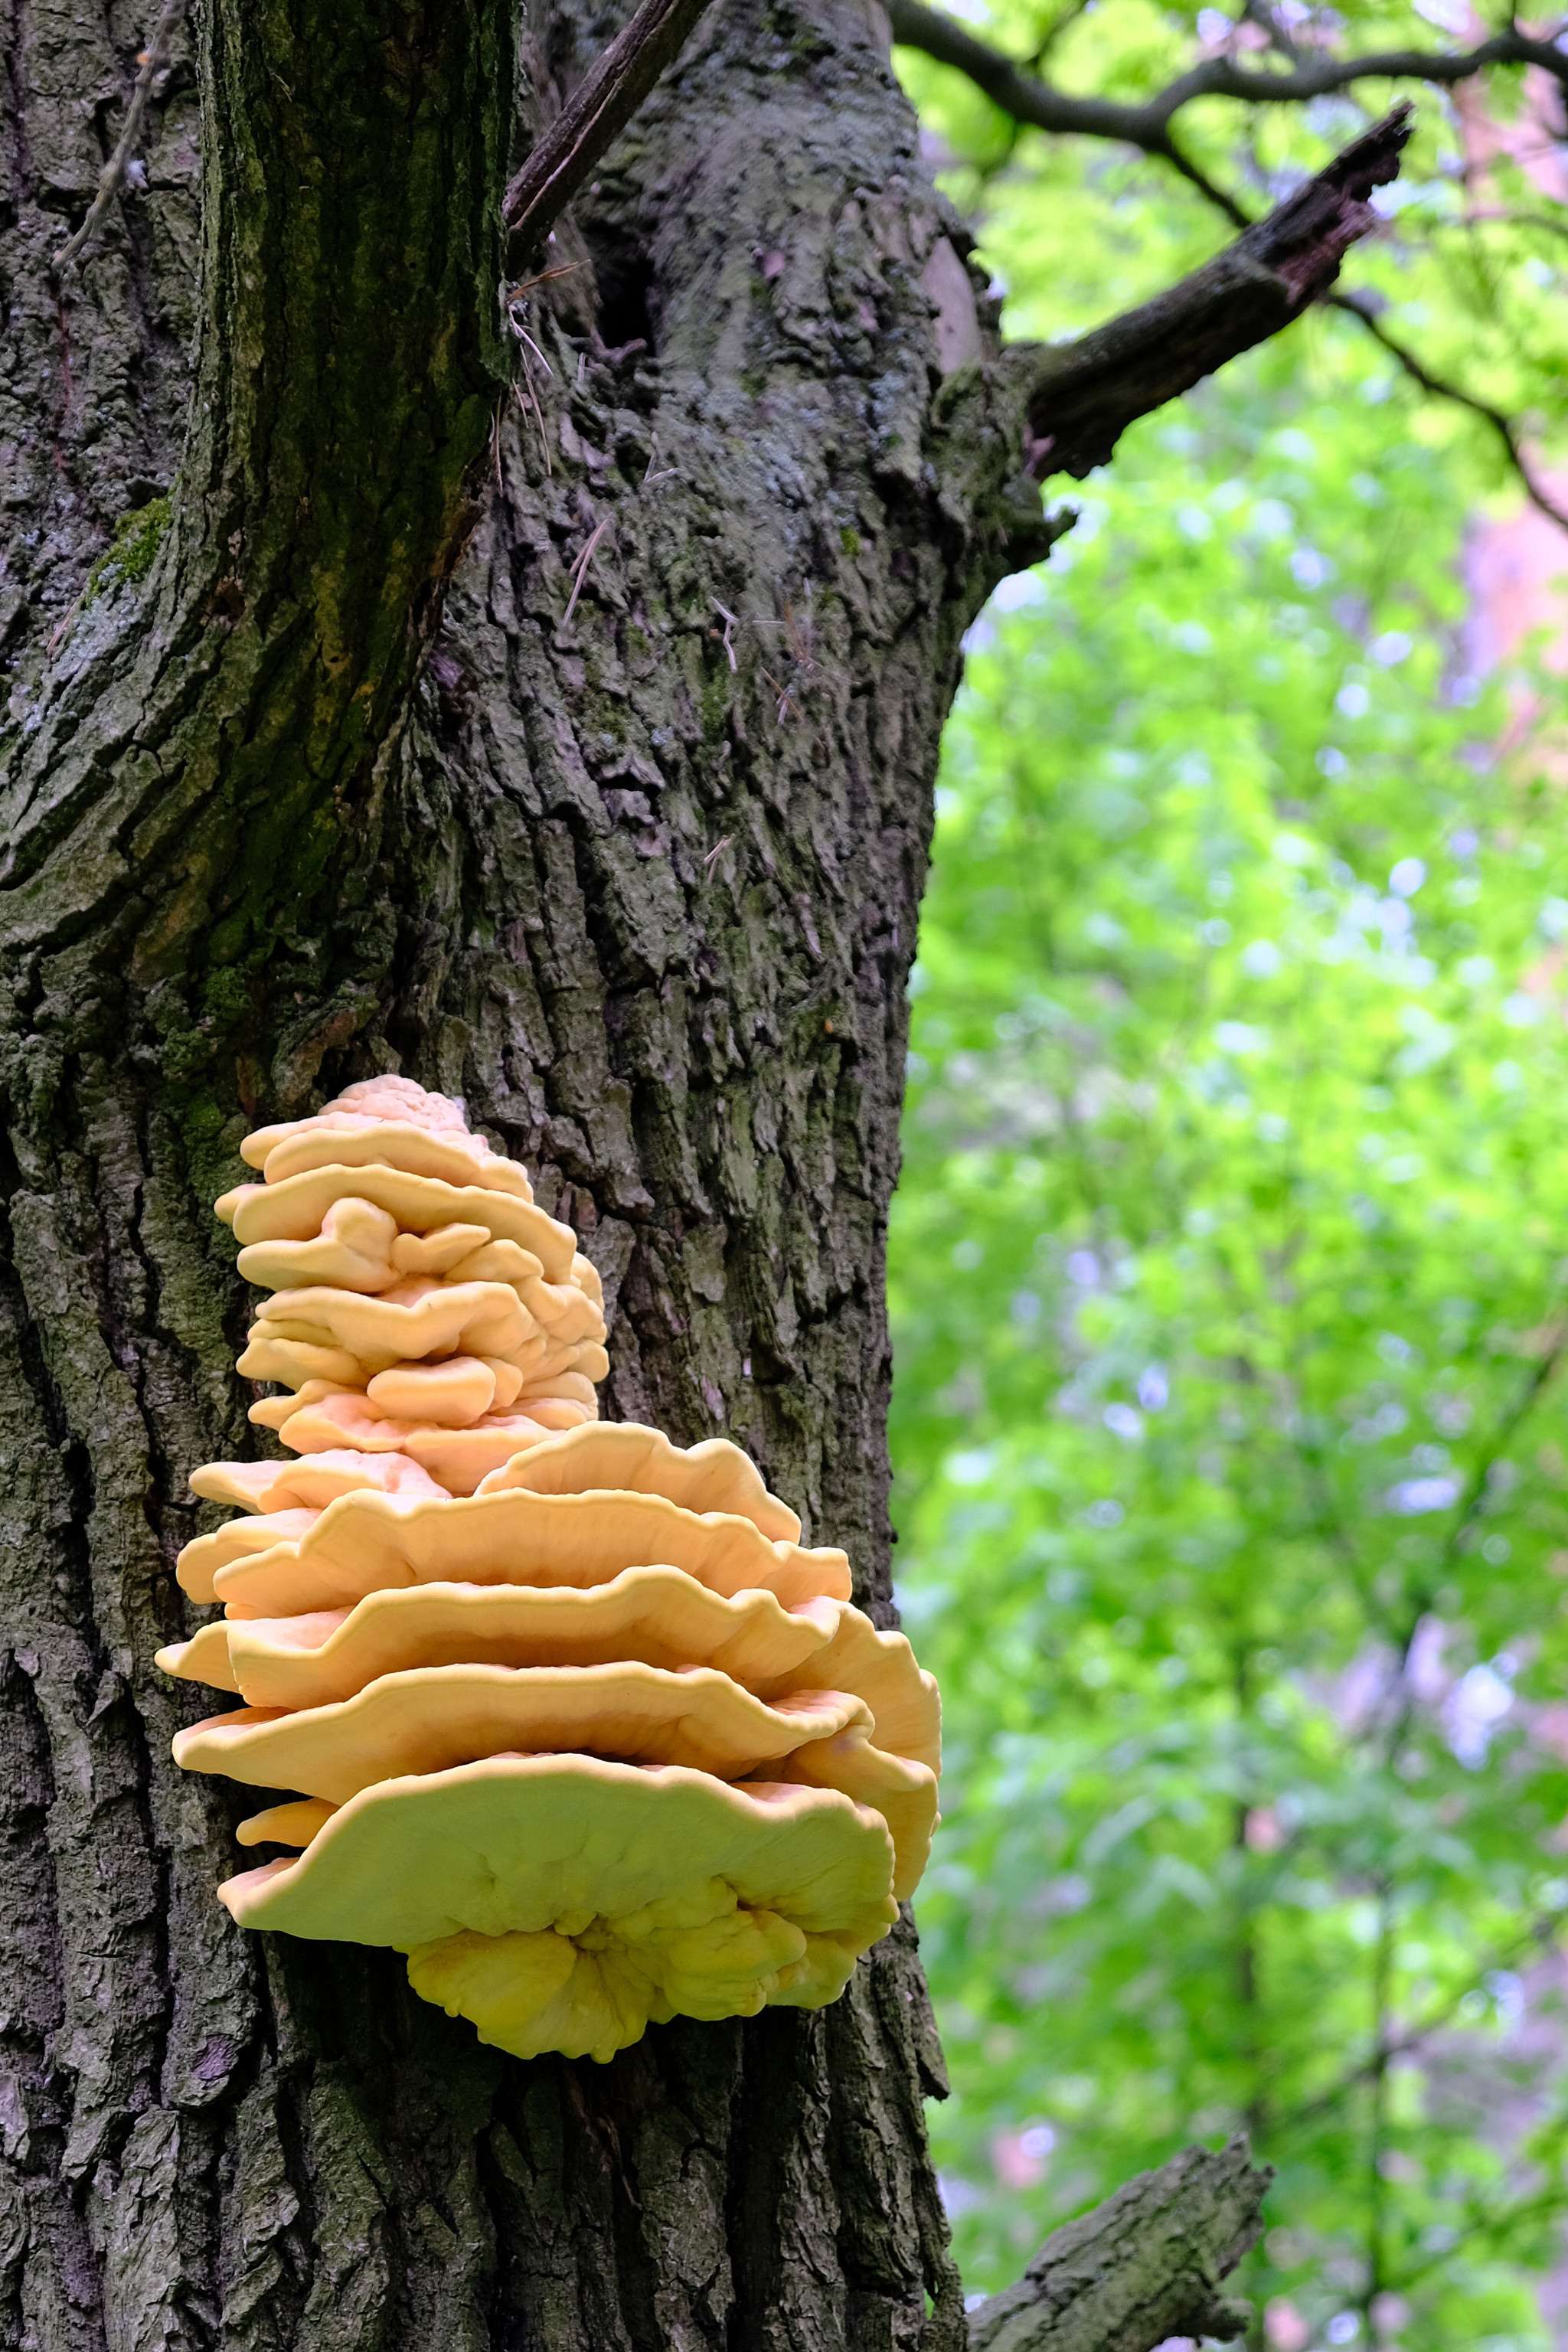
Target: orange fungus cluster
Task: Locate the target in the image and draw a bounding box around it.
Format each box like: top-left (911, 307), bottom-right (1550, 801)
top-left (160, 1077), bottom-right (940, 2063)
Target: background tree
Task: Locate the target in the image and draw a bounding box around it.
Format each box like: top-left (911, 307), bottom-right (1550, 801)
top-left (890, 83), bottom-right (1568, 2351)
top-left (0, 0), bottom-right (1411, 2341)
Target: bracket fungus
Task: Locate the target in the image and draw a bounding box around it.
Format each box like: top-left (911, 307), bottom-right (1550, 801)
top-left (162, 1077), bottom-right (941, 2063)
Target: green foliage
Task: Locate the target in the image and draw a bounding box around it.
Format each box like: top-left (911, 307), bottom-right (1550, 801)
top-left (889, 270), bottom-right (1568, 2352)
top-left (83, 495), bottom-right (172, 609)
top-left (891, 13), bottom-right (1568, 2336)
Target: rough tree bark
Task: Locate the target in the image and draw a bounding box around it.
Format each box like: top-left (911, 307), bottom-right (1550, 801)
top-left (0, 0), bottom-right (1400, 2341)
top-left (965, 2138), bottom-right (1273, 2352)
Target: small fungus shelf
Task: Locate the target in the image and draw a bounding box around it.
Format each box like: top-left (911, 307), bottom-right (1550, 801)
top-left (162, 1076), bottom-right (940, 2063)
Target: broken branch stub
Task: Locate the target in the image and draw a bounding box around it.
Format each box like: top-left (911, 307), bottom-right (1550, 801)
top-left (966, 2135), bottom-right (1274, 2352)
top-left (1007, 105), bottom-right (1412, 482)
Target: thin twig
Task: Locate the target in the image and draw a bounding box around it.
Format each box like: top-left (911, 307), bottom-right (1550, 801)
top-left (642, 433), bottom-right (678, 487)
top-left (507, 263), bottom-right (584, 302)
top-left (1384, 1328), bottom-right (1568, 1720)
top-left (1442, 207), bottom-right (1568, 248)
top-left (1282, 1899), bottom-right (1568, 2130)
top-left (1156, 129), bottom-right (1252, 230)
top-left (514, 325), bottom-right (555, 380)
top-left (711, 598), bottom-right (739, 671)
top-left (504, 290), bottom-right (559, 476)
top-left (51, 0), bottom-right (186, 277)
top-left (514, 377), bottom-right (553, 477)
top-left (1330, 292), bottom-right (1568, 534)
top-left (1024, 0), bottom-right (1092, 71)
top-left (560, 518), bottom-right (609, 629)
top-left (759, 665), bottom-right (799, 720)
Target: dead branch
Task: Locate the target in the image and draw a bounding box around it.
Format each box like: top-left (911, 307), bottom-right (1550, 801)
top-left (887, 0), bottom-right (1568, 153)
top-left (893, 0), bottom-right (1568, 521)
top-left (51, 0), bottom-right (186, 276)
top-left (1003, 106), bottom-right (1411, 480)
top-left (505, 0), bottom-right (716, 261)
top-left (965, 2135), bottom-right (1273, 2352)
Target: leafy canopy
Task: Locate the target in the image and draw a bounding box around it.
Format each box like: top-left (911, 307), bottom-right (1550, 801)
top-left (889, 54), bottom-right (1568, 2337)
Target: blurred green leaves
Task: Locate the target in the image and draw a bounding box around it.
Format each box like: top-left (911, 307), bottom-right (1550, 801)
top-left (890, 322), bottom-right (1568, 2340)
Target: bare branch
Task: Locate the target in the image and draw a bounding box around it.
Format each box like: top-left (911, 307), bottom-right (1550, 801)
top-left (891, 0), bottom-right (1194, 145)
top-left (505, 0), bottom-right (716, 260)
top-left (940, 8), bottom-right (1567, 534)
top-left (965, 2135), bottom-right (1272, 2352)
top-left (1330, 291), bottom-right (1568, 533)
top-left (887, 0), bottom-right (1568, 152)
top-left (1003, 107), bottom-right (1411, 480)
top-left (50, 0), bottom-right (185, 277)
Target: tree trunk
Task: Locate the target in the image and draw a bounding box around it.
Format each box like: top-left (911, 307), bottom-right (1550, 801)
top-left (0, 0), bottom-right (1410, 2326)
top-left (0, 0), bottom-right (1040, 2337)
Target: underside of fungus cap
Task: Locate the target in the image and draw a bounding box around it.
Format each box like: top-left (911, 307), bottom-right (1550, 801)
top-left (402, 1896), bottom-right (882, 2063)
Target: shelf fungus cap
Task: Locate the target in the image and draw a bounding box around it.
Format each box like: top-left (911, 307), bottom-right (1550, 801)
top-left (218, 1756), bottom-right (900, 2063)
top-left (218, 1166), bottom-right (580, 1279)
top-left (206, 1486), bottom-right (853, 1616)
top-left (475, 1421), bottom-right (803, 1542)
top-left (263, 1390), bottom-right (596, 1497)
top-left (240, 1076), bottom-right (535, 1199)
top-left (156, 1568), bottom-right (846, 1707)
top-left (173, 1663), bottom-right (883, 1800)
